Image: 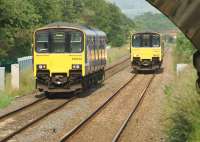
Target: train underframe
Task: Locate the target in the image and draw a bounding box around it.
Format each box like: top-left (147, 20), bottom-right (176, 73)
top-left (36, 69), bottom-right (105, 93)
top-left (132, 58), bottom-right (162, 72)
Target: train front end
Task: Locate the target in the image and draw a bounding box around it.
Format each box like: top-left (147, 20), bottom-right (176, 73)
top-left (33, 26), bottom-right (85, 93)
top-left (131, 32), bottom-right (163, 72)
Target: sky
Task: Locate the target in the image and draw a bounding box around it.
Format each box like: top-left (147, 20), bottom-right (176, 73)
top-left (109, 0), bottom-right (160, 18)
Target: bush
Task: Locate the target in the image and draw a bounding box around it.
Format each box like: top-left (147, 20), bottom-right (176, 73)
top-left (174, 33), bottom-right (195, 63)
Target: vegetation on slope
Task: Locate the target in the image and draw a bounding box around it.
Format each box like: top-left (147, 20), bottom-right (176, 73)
top-left (166, 33), bottom-right (200, 142)
top-left (174, 33), bottom-right (195, 64)
top-left (134, 12), bottom-right (176, 32)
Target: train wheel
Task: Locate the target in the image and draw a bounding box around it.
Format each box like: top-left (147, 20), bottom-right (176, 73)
top-left (93, 74), bottom-right (98, 86)
top-left (45, 91), bottom-right (52, 98)
top-left (89, 75), bottom-right (93, 88)
top-left (133, 68), bottom-right (138, 74)
top-left (82, 77), bottom-right (90, 91)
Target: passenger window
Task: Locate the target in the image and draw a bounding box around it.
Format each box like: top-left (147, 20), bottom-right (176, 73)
top-left (70, 32), bottom-right (82, 53)
top-left (36, 32), bottom-right (49, 53)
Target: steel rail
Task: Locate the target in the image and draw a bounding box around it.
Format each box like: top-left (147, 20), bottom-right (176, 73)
top-left (0, 97), bottom-right (76, 142)
top-left (105, 57), bottom-right (129, 71)
top-left (0, 57), bottom-right (129, 122)
top-left (60, 74), bottom-right (137, 142)
top-left (112, 74), bottom-right (155, 142)
top-left (0, 95), bottom-right (46, 121)
top-left (0, 57), bottom-right (130, 142)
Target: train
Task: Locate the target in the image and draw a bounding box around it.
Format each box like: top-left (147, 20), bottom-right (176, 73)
top-left (33, 22), bottom-right (107, 93)
top-left (130, 32), bottom-right (164, 72)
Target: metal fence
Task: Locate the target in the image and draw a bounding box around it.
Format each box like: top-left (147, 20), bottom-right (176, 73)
top-left (17, 56), bottom-right (32, 72)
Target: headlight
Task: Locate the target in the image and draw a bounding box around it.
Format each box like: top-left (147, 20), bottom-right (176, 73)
top-left (72, 64), bottom-right (82, 70)
top-left (37, 64), bottom-right (47, 70)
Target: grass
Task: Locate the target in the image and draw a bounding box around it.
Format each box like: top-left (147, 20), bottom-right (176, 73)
top-left (0, 69), bottom-right (35, 109)
top-left (107, 44), bottom-right (129, 64)
top-left (164, 84), bottom-right (173, 97)
top-left (165, 66), bottom-right (200, 142)
top-left (0, 93), bottom-right (14, 108)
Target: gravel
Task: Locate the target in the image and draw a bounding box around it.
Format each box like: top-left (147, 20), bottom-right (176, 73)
top-left (118, 48), bottom-right (174, 142)
top-left (10, 67), bottom-right (132, 142)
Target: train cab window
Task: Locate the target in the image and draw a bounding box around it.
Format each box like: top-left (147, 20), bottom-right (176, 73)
top-left (133, 34), bottom-right (160, 48)
top-left (143, 34), bottom-right (151, 47)
top-left (133, 35), bottom-right (142, 47)
top-left (152, 35), bottom-right (160, 47)
top-left (70, 32), bottom-right (82, 53)
top-left (51, 32), bottom-right (66, 53)
top-left (36, 32), bottom-right (49, 53)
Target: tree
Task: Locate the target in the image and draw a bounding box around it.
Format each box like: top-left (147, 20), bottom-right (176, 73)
top-left (0, 0), bottom-right (39, 65)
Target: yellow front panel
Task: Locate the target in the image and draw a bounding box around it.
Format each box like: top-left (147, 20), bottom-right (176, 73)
top-left (34, 53), bottom-right (85, 77)
top-left (131, 47), bottom-right (162, 61)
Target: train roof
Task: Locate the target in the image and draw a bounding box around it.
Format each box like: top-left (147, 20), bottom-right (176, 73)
top-left (133, 31), bottom-right (161, 35)
top-left (36, 22), bottom-right (106, 37)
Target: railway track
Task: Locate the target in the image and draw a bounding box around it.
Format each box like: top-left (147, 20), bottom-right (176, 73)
top-left (112, 74), bottom-right (155, 142)
top-left (0, 95), bottom-right (46, 121)
top-left (60, 74), bottom-right (155, 142)
top-left (0, 57), bottom-right (129, 122)
top-left (0, 97), bottom-right (76, 142)
top-left (0, 56), bottom-right (129, 120)
top-left (0, 57), bottom-right (129, 142)
top-left (60, 74), bottom-right (138, 142)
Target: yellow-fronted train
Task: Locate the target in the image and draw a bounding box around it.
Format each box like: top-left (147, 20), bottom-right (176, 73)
top-left (33, 22), bottom-right (107, 94)
top-left (130, 32), bottom-right (164, 72)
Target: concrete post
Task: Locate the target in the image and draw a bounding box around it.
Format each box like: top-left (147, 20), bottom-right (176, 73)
top-left (11, 64), bottom-right (20, 89)
top-left (0, 67), bottom-right (5, 91)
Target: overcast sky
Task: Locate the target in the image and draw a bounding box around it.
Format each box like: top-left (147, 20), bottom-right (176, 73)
top-left (109, 0), bottom-right (160, 18)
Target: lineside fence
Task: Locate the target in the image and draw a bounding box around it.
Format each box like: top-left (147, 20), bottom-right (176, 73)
top-left (0, 56), bottom-right (33, 91)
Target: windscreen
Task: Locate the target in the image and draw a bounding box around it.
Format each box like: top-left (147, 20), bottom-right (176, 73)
top-left (133, 33), bottom-right (160, 48)
top-left (36, 32), bottom-right (49, 53)
top-left (35, 29), bottom-right (83, 53)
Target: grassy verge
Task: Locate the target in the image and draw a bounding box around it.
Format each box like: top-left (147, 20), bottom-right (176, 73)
top-left (107, 44), bottom-right (129, 64)
top-left (165, 33), bottom-right (200, 142)
top-left (0, 69), bottom-right (35, 109)
top-left (165, 67), bottom-right (200, 142)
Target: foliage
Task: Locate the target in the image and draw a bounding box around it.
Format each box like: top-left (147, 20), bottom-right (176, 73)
top-left (134, 12), bottom-right (176, 32)
top-left (166, 67), bottom-right (200, 142)
top-left (0, 0), bottom-right (39, 66)
top-left (0, 0), bottom-right (135, 67)
top-left (174, 33), bottom-right (196, 63)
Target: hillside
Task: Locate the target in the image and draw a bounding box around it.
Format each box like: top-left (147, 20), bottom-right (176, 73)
top-left (134, 12), bottom-right (176, 32)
